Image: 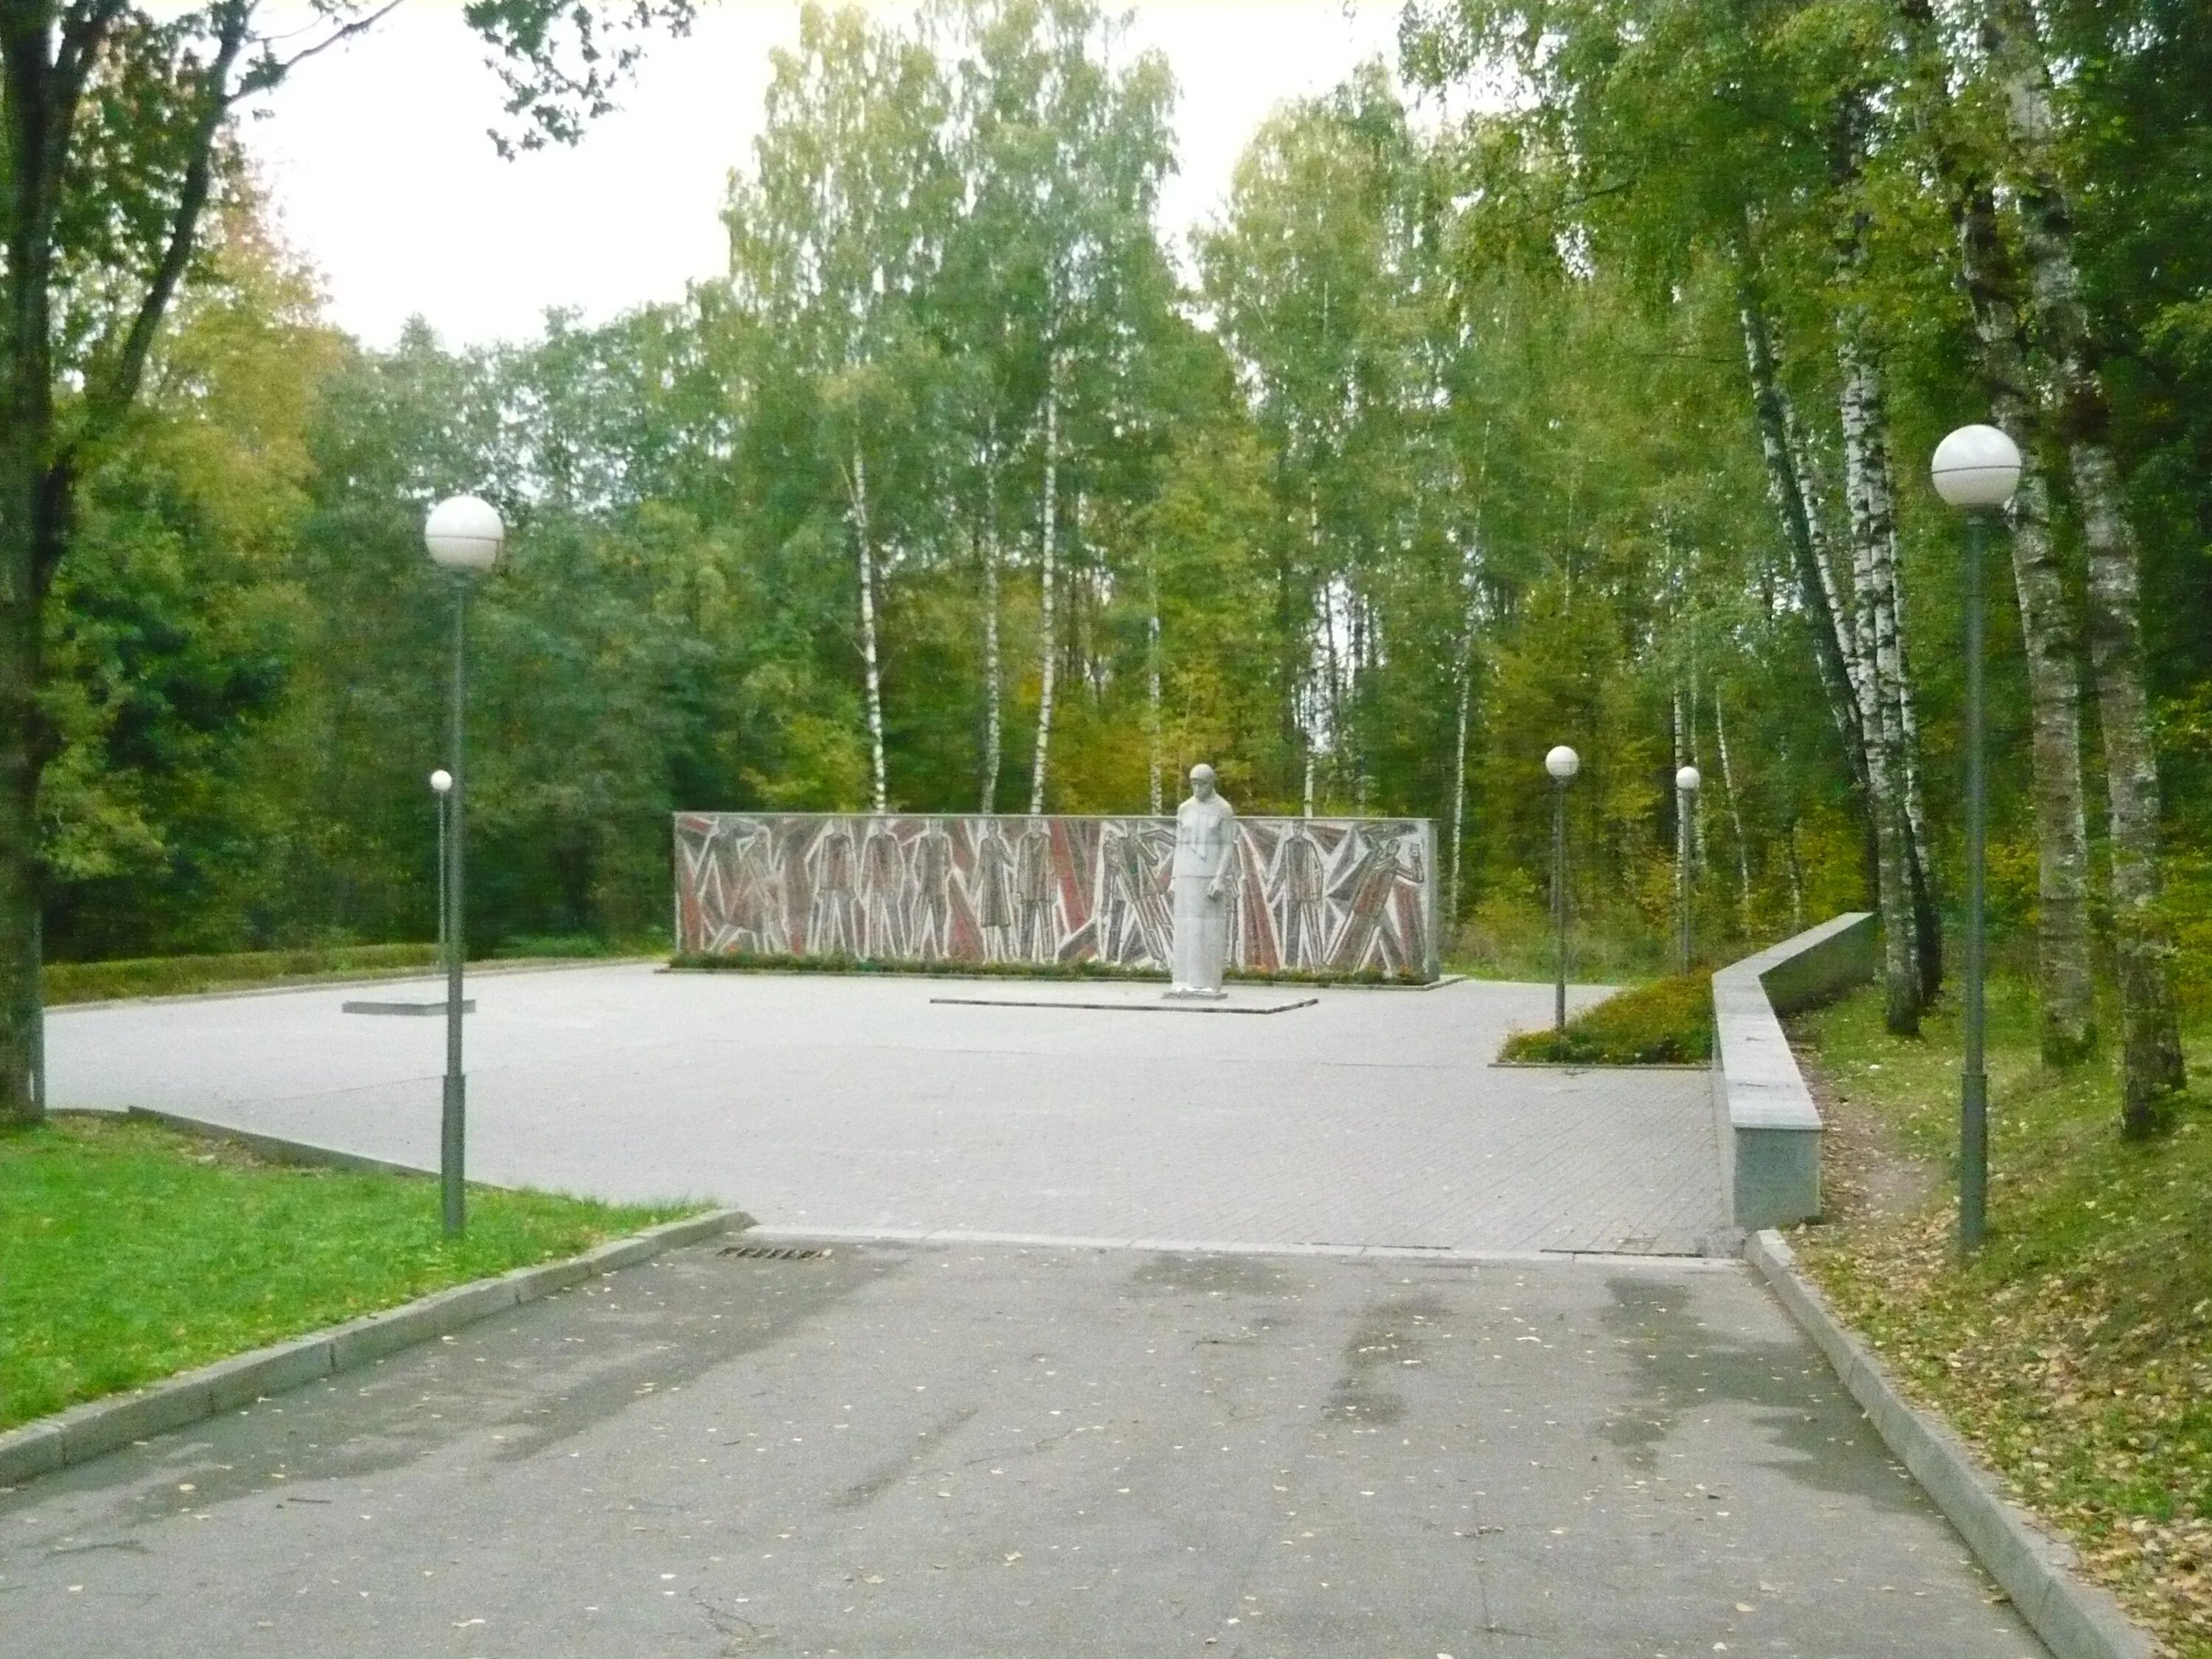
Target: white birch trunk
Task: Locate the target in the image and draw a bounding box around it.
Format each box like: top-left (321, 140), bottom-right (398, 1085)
top-left (1985, 0), bottom-right (2183, 1116)
top-left (1713, 692), bottom-right (1753, 932)
top-left (980, 434), bottom-right (1004, 815)
top-left (1147, 554), bottom-right (1163, 816)
top-left (1027, 364), bottom-right (1060, 817)
top-left (849, 447), bottom-right (889, 815)
top-left (1837, 341), bottom-right (1919, 1031)
top-left (1955, 181), bottom-right (2096, 1060)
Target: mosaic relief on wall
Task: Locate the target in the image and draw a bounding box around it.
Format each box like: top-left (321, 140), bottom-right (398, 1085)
top-left (672, 813), bottom-right (1438, 980)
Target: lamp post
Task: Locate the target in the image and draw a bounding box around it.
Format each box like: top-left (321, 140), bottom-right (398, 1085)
top-left (1545, 744), bottom-right (1580, 1043)
top-left (1675, 765), bottom-right (1701, 975)
top-left (430, 770), bottom-right (453, 964)
top-left (1930, 423), bottom-right (2023, 1256)
top-left (424, 495), bottom-right (505, 1237)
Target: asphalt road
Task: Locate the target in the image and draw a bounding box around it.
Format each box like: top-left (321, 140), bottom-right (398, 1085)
top-left (0, 1239), bottom-right (2044, 1658)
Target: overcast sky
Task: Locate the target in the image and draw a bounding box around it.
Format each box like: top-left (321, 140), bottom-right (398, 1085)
top-left (243, 0), bottom-right (1405, 349)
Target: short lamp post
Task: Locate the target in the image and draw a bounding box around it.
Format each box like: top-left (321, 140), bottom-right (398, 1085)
top-left (1930, 423), bottom-right (2023, 1256)
top-left (424, 495), bottom-right (505, 1237)
top-left (430, 769), bottom-right (453, 963)
top-left (1545, 744), bottom-right (1581, 1043)
top-left (1675, 765), bottom-right (1701, 975)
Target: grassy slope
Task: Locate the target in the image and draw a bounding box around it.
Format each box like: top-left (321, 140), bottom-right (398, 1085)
top-left (1794, 978), bottom-right (2212, 1656)
top-left (0, 1116), bottom-right (695, 1430)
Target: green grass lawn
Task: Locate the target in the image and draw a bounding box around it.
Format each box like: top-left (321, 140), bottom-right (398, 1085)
top-left (0, 1115), bottom-right (696, 1431)
top-left (1793, 977), bottom-right (2212, 1655)
top-left (1497, 969), bottom-right (1714, 1064)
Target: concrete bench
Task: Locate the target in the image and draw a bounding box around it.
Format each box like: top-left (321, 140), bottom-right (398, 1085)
top-left (1711, 913), bottom-right (1876, 1228)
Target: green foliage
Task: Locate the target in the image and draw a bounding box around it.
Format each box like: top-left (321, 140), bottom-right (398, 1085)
top-left (41, 942), bottom-right (440, 1005)
top-left (1498, 970), bottom-right (1714, 1065)
top-left (0, 1114), bottom-right (695, 1429)
top-left (1795, 978), bottom-right (2212, 1652)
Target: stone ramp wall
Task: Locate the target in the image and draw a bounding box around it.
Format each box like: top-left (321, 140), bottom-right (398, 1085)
top-left (1712, 911), bottom-right (1877, 1228)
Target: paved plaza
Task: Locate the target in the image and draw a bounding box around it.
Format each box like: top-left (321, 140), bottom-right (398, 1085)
top-left (49, 964), bottom-right (1728, 1256)
top-left (21, 963), bottom-right (2055, 1656)
top-left (0, 1239), bottom-right (2042, 1658)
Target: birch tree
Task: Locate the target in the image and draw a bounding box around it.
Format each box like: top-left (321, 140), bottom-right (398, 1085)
top-left (727, 6), bottom-right (954, 815)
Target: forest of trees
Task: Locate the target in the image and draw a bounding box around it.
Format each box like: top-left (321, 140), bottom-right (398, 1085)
top-left (13, 0), bottom-right (2211, 1131)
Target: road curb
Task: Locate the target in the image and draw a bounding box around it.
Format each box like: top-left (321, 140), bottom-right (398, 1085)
top-left (119, 1106), bottom-right (438, 1179)
top-left (0, 1206), bottom-right (751, 1492)
top-left (1747, 1228), bottom-right (2152, 1659)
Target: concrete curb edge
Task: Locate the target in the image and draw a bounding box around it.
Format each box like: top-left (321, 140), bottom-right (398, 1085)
top-left (0, 1206), bottom-right (752, 1492)
top-left (1746, 1228), bottom-right (2152, 1659)
top-left (120, 1106), bottom-right (439, 1180)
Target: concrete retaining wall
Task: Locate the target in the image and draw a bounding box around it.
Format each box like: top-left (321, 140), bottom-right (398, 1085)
top-left (1711, 911), bottom-right (1877, 1228)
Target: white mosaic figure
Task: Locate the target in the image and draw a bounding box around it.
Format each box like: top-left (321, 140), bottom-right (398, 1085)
top-left (1169, 763), bottom-right (1237, 997)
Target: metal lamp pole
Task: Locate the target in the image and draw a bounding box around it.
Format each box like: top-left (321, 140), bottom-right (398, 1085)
top-left (1931, 425), bottom-right (2021, 1256)
top-left (1675, 765), bottom-right (1701, 975)
top-left (424, 496), bottom-right (506, 1237)
top-left (1545, 745), bottom-right (1580, 1043)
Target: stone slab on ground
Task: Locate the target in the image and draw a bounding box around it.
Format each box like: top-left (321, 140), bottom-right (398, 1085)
top-left (48, 965), bottom-right (1727, 1257)
top-left (0, 1239), bottom-right (2047, 1658)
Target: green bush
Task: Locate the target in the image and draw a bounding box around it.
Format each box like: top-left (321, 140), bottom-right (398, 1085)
top-left (1498, 969), bottom-right (1714, 1065)
top-left (44, 943), bottom-right (441, 1005)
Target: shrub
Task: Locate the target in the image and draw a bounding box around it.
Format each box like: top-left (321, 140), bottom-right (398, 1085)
top-left (1498, 969), bottom-right (1714, 1065)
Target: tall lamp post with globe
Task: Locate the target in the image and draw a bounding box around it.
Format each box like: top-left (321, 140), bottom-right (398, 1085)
top-left (1675, 765), bottom-right (1701, 975)
top-left (1930, 424), bottom-right (2023, 1254)
top-left (1546, 744), bottom-right (1580, 1044)
top-left (425, 495), bottom-right (505, 1237)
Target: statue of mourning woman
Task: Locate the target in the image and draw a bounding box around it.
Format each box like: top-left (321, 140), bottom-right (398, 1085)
top-left (1168, 763), bottom-right (1237, 998)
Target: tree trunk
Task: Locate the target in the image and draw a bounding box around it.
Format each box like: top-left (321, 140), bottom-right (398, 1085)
top-left (1027, 364), bottom-right (1060, 816)
top-left (1714, 692), bottom-right (1753, 933)
top-left (849, 448), bottom-right (889, 815)
top-left (1147, 554), bottom-right (1164, 816)
top-left (0, 538), bottom-right (45, 1127)
top-left (1448, 554), bottom-right (1478, 922)
top-left (1984, 0), bottom-right (2184, 1120)
top-left (979, 436), bottom-right (1004, 814)
top-left (1951, 169), bottom-right (2098, 1063)
top-left (1839, 338), bottom-right (1924, 1029)
top-left (1739, 299), bottom-right (1868, 796)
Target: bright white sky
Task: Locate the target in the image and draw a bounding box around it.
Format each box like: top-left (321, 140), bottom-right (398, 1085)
top-left (243, 0), bottom-right (1405, 349)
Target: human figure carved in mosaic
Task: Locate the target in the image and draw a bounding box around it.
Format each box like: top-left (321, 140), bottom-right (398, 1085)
top-left (1170, 765), bottom-right (1237, 995)
top-left (1099, 820), bottom-right (1173, 967)
top-left (1330, 824), bottom-right (1425, 973)
top-left (1273, 820), bottom-right (1327, 970)
top-left (1014, 818), bottom-right (1057, 962)
top-left (807, 821), bottom-right (859, 954)
top-left (910, 818), bottom-right (956, 957)
top-left (974, 824), bottom-right (1015, 959)
top-left (726, 824), bottom-right (778, 953)
top-left (859, 818), bottom-right (906, 959)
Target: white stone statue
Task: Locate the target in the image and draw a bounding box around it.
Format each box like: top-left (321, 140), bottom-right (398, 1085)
top-left (1169, 763), bottom-right (1237, 997)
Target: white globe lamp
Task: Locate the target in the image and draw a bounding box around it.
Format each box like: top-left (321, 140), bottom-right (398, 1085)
top-left (429, 769), bottom-right (453, 796)
top-left (1930, 425), bottom-right (2023, 511)
top-left (1676, 765), bottom-right (1700, 793)
top-left (1545, 745), bottom-right (1580, 782)
top-left (424, 495), bottom-right (506, 572)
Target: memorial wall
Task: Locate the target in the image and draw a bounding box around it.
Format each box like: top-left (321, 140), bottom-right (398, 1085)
top-left (672, 812), bottom-right (1439, 981)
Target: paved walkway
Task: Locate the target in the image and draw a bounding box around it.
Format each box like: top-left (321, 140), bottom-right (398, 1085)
top-left (0, 1240), bottom-right (2045, 1658)
top-left (50, 965), bottom-right (1728, 1256)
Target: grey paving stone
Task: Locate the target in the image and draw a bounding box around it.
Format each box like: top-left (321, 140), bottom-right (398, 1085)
top-left (49, 966), bottom-right (1727, 1258)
